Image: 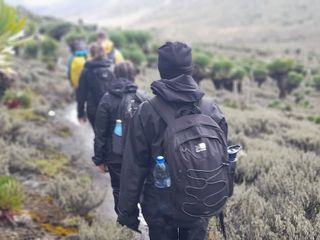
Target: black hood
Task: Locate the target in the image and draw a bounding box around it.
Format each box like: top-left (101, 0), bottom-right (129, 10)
top-left (84, 59), bottom-right (111, 69)
top-left (109, 78), bottom-right (137, 97)
top-left (151, 74), bottom-right (204, 103)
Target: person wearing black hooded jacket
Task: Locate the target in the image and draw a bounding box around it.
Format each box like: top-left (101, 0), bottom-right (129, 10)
top-left (117, 42), bottom-right (228, 240)
top-left (76, 43), bottom-right (114, 128)
top-left (93, 61), bottom-right (148, 215)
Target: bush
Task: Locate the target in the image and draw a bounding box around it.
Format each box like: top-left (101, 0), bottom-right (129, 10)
top-left (24, 22), bottom-right (37, 36)
top-left (0, 176), bottom-right (24, 211)
top-left (287, 71), bottom-right (304, 93)
top-left (267, 58), bottom-right (294, 78)
top-left (42, 22), bottom-right (72, 41)
top-left (122, 45), bottom-right (146, 66)
top-left (146, 54), bottom-right (157, 68)
top-left (252, 65), bottom-right (268, 87)
top-left (49, 175), bottom-right (105, 216)
top-left (313, 74), bottom-right (320, 91)
top-left (79, 219), bottom-right (133, 240)
top-left (123, 30), bottom-right (151, 48)
top-left (193, 51), bottom-right (211, 69)
top-left (211, 59), bottom-right (234, 91)
top-left (24, 40), bottom-right (39, 58)
top-left (3, 90), bottom-right (31, 108)
top-left (40, 37), bottom-right (59, 57)
top-left (109, 31), bottom-right (127, 49)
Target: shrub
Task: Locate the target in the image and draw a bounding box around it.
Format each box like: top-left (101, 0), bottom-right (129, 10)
top-left (79, 219), bottom-right (133, 240)
top-left (193, 48), bottom-right (212, 69)
top-left (123, 30), bottom-right (151, 48)
top-left (313, 74), bottom-right (320, 91)
top-left (0, 176), bottom-right (24, 211)
top-left (24, 22), bottom-right (37, 36)
top-left (146, 54), bottom-right (157, 68)
top-left (49, 175), bottom-right (105, 216)
top-left (267, 58), bottom-right (297, 98)
top-left (287, 71), bottom-right (304, 93)
top-left (3, 90), bottom-right (31, 108)
top-left (211, 59), bottom-right (234, 91)
top-left (24, 40), bottom-right (39, 58)
top-left (252, 65), bottom-right (268, 87)
top-left (122, 45), bottom-right (146, 66)
top-left (40, 37), bottom-right (59, 57)
top-left (42, 22), bottom-right (72, 41)
top-left (267, 58), bottom-right (294, 78)
top-left (109, 31), bottom-right (127, 49)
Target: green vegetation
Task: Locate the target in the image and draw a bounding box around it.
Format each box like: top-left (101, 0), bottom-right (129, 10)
top-left (40, 22), bottom-right (72, 41)
top-left (0, 176), bottom-right (24, 211)
top-left (267, 58), bottom-right (297, 98)
top-left (252, 64), bottom-right (268, 87)
top-left (211, 58), bottom-right (234, 91)
top-left (313, 74), bottom-right (320, 91)
top-left (3, 89), bottom-right (31, 108)
top-left (49, 175), bottom-right (105, 216)
top-left (24, 40), bottom-right (39, 58)
top-left (0, 0), bottom-right (25, 68)
top-left (122, 45), bottom-right (146, 66)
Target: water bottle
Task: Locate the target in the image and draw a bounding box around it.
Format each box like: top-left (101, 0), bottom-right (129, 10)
top-left (153, 156), bottom-right (171, 188)
top-left (114, 119), bottom-right (122, 136)
top-left (112, 119), bottom-right (123, 154)
top-left (227, 144), bottom-right (241, 196)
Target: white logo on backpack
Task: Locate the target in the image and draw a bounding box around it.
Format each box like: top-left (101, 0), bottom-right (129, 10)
top-left (195, 143), bottom-right (207, 152)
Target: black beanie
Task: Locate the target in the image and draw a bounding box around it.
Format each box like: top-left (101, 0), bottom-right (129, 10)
top-left (158, 42), bottom-right (193, 79)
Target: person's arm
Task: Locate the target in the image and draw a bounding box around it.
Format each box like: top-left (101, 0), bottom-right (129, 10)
top-left (76, 69), bottom-right (88, 120)
top-left (92, 95), bottom-right (110, 166)
top-left (118, 105), bottom-right (151, 231)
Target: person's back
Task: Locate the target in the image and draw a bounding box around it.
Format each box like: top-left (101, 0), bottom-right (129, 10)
top-left (77, 43), bottom-right (114, 127)
top-left (93, 60), bottom-right (148, 216)
top-left (118, 42), bottom-right (229, 240)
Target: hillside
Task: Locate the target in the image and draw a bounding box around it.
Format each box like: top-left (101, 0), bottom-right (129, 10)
top-left (12, 0), bottom-right (320, 53)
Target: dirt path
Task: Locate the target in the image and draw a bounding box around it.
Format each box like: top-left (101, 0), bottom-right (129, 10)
top-left (59, 103), bottom-right (148, 239)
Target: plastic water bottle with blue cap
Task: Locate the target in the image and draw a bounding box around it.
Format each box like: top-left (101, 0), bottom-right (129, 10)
top-left (112, 119), bottom-right (123, 155)
top-left (153, 156), bottom-right (171, 188)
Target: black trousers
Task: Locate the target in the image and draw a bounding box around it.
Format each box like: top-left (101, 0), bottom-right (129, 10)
top-left (148, 220), bottom-right (209, 240)
top-left (106, 163), bottom-right (122, 214)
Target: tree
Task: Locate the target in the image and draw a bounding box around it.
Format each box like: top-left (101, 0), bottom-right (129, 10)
top-left (313, 74), bottom-right (320, 91)
top-left (252, 65), bottom-right (268, 87)
top-left (267, 58), bottom-right (295, 98)
top-left (210, 59), bottom-right (233, 91)
top-left (231, 67), bottom-right (246, 93)
top-left (192, 49), bottom-right (212, 84)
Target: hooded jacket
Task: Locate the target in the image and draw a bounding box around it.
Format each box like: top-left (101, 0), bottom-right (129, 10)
top-left (93, 78), bottom-right (148, 165)
top-left (76, 59), bottom-right (114, 119)
top-left (118, 74), bottom-right (228, 228)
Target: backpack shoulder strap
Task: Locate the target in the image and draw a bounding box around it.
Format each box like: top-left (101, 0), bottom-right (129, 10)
top-left (200, 98), bottom-right (224, 126)
top-left (148, 96), bottom-right (176, 125)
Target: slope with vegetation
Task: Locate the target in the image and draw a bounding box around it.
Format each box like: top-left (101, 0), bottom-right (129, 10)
top-left (1, 3), bottom-right (320, 239)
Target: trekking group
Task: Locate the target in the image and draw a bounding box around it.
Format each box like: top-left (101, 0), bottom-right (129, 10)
top-left (68, 32), bottom-right (240, 240)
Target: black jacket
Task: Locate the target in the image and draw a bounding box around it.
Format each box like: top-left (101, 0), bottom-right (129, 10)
top-left (76, 59), bottom-right (114, 119)
top-left (118, 74), bottom-right (228, 227)
top-left (93, 78), bottom-right (148, 166)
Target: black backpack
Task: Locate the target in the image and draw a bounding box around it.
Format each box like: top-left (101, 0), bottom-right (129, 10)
top-left (112, 90), bottom-right (147, 155)
top-left (149, 96), bottom-right (230, 222)
top-left (90, 66), bottom-right (114, 105)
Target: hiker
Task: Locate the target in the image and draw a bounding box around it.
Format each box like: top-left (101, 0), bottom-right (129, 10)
top-left (92, 60), bottom-right (148, 215)
top-left (118, 42), bottom-right (230, 240)
top-left (67, 40), bottom-right (88, 90)
top-left (96, 32), bottom-right (124, 64)
top-left (76, 43), bottom-right (115, 128)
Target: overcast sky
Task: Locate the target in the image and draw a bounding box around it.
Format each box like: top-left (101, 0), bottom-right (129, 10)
top-left (7, 0), bottom-right (65, 7)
